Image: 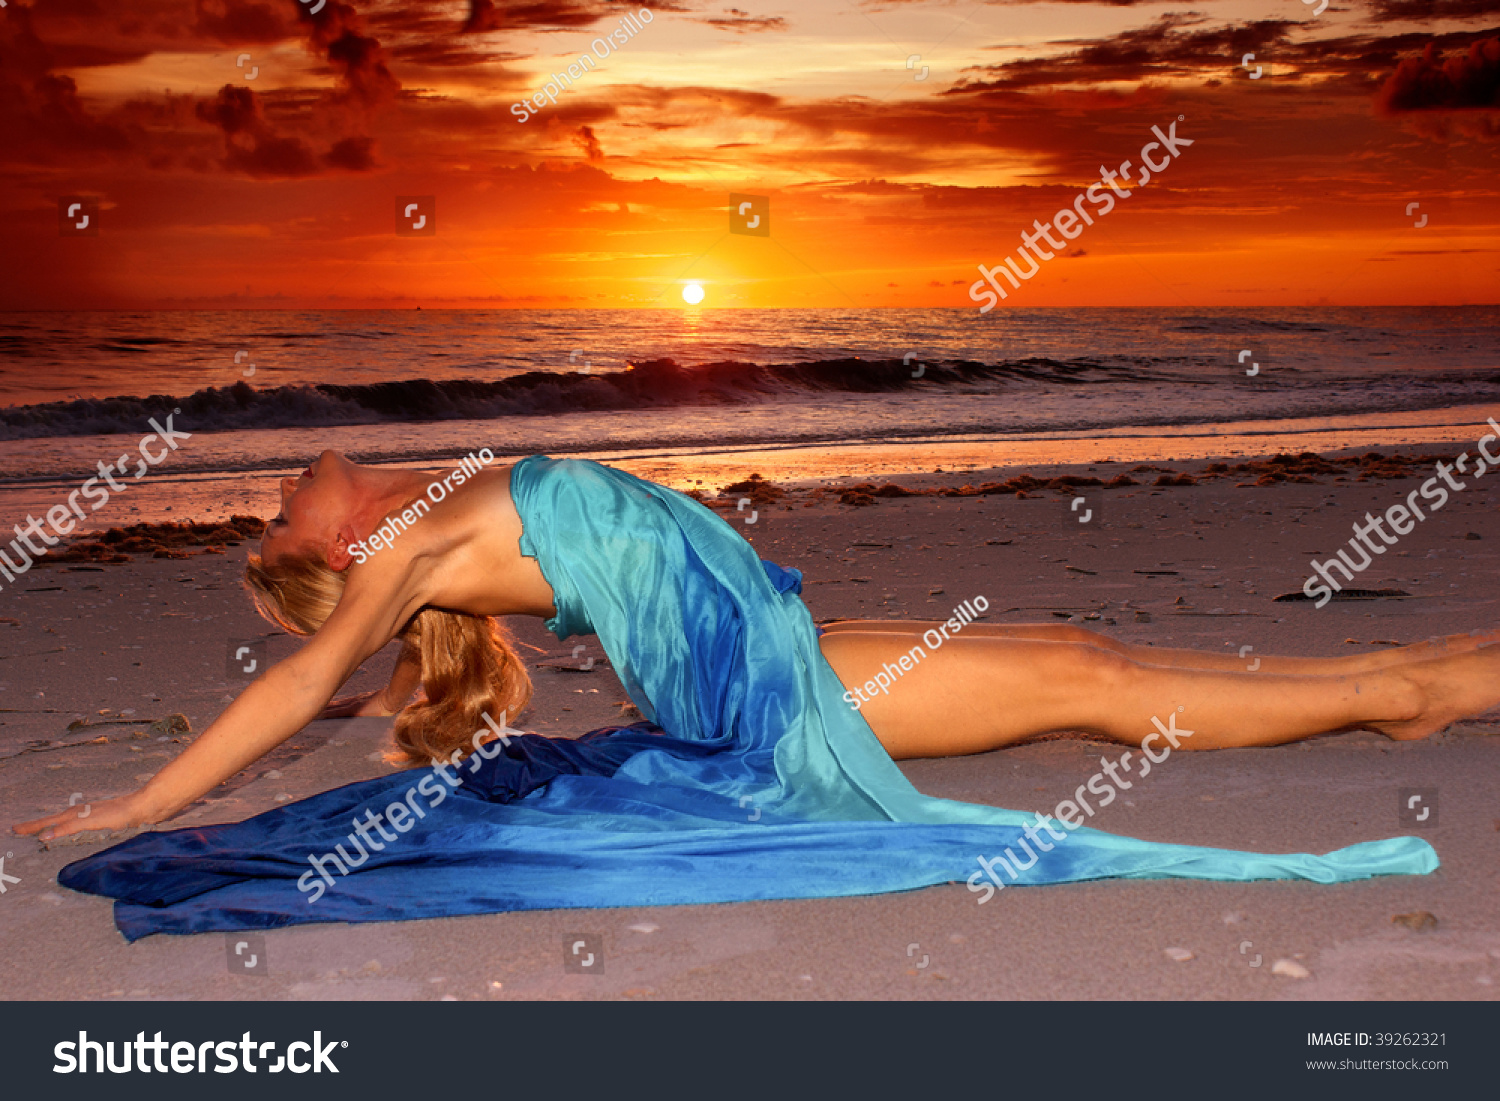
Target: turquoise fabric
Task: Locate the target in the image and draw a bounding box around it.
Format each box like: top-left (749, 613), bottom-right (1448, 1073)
top-left (58, 455), bottom-right (1436, 939)
top-left (511, 455), bottom-right (1439, 863)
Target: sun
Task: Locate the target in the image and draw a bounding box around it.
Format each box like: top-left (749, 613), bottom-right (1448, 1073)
top-left (681, 283), bottom-right (705, 305)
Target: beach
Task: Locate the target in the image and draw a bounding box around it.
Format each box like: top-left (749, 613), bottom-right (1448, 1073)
top-left (5, 0), bottom-right (1498, 1076)
top-left (2, 440), bottom-right (1497, 1000)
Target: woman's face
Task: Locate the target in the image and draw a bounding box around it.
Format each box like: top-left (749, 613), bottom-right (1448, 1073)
top-left (259, 451), bottom-right (360, 567)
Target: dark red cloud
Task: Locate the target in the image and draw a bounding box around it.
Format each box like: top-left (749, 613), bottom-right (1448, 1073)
top-left (183, 0), bottom-right (400, 177)
top-left (193, 84), bottom-right (377, 176)
top-left (1377, 37), bottom-right (1500, 111)
top-left (946, 12), bottom-right (1500, 106)
top-left (387, 29), bottom-right (526, 68)
top-left (951, 15), bottom-right (1297, 91)
top-left (462, 0), bottom-right (692, 33)
top-left (1366, 0), bottom-right (1500, 20)
top-left (193, 0), bottom-right (294, 44)
top-left (225, 130), bottom-right (318, 176)
top-left (466, 0), bottom-right (596, 33)
top-left (16, 73), bottom-right (135, 156)
top-left (325, 134), bottom-right (378, 170)
top-left (0, 0), bottom-right (402, 177)
top-left (300, 1), bottom-right (401, 111)
top-left (194, 84), bottom-right (316, 175)
top-left (572, 123), bottom-right (604, 162)
top-left (194, 82), bottom-right (260, 136)
top-left (459, 0), bottom-right (660, 33)
top-left (327, 29), bottom-right (401, 109)
top-left (0, 6), bottom-right (136, 162)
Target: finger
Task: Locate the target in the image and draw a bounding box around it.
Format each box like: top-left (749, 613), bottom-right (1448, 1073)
top-left (38, 812), bottom-right (108, 842)
top-left (12, 810), bottom-right (70, 836)
top-left (20, 806), bottom-right (107, 841)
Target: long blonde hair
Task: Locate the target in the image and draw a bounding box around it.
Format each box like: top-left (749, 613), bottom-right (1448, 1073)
top-left (243, 530), bottom-right (533, 767)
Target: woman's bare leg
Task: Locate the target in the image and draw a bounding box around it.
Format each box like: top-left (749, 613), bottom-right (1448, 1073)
top-left (817, 631), bottom-right (1500, 760)
top-left (819, 620), bottom-right (1500, 676)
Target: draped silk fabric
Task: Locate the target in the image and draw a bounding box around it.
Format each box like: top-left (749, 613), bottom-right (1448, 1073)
top-left (60, 456), bottom-right (1437, 940)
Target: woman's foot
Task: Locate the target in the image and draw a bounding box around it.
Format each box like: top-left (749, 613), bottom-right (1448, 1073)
top-left (1368, 643), bottom-right (1500, 741)
top-left (1363, 627), bottom-right (1500, 671)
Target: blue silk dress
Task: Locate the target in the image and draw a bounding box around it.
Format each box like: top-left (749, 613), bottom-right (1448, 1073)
top-left (59, 456), bottom-right (1436, 940)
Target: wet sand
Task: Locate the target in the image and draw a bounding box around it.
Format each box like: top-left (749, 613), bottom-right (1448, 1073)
top-left (0, 403), bottom-right (1492, 525)
top-left (1, 445), bottom-right (1497, 1000)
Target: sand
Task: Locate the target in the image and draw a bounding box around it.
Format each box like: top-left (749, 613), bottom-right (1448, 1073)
top-left (1, 446), bottom-right (1497, 1001)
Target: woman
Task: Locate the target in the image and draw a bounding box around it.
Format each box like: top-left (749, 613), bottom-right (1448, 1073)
top-left (14, 452), bottom-right (1491, 938)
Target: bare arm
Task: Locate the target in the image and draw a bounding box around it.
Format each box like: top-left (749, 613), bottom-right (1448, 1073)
top-left (318, 637), bottom-right (423, 719)
top-left (14, 553), bottom-right (427, 841)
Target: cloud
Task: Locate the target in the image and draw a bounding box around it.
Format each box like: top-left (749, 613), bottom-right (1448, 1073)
top-left (326, 134), bottom-right (378, 170)
top-left (389, 38), bottom-right (528, 68)
top-left (940, 10), bottom-right (1500, 138)
top-left (0, 7), bottom-right (136, 163)
top-left (462, 0), bottom-right (692, 34)
top-left (1366, 0), bottom-right (1500, 21)
top-left (573, 123), bottom-right (605, 161)
top-left (193, 0), bottom-right (295, 45)
top-left (194, 84), bottom-right (316, 176)
top-left (194, 83), bottom-right (261, 137)
top-left (699, 8), bottom-right (789, 32)
top-left (464, 0), bottom-right (607, 33)
top-left (301, 1), bottom-right (402, 112)
top-left (950, 15), bottom-right (1297, 91)
top-left (0, 0), bottom-right (402, 176)
top-left (183, 0), bottom-right (400, 177)
top-left (194, 84), bottom-right (378, 176)
top-left (1377, 37), bottom-right (1500, 112)
top-left (3, 0), bottom-right (1496, 310)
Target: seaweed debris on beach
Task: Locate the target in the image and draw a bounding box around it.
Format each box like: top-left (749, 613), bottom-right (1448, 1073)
top-left (34, 515), bottom-right (267, 566)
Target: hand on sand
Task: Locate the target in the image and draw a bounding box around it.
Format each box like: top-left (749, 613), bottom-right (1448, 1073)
top-left (318, 688), bottom-right (397, 719)
top-left (13, 794), bottom-right (150, 843)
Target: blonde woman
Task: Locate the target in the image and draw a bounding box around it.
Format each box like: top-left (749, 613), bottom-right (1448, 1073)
top-left (16, 452), bottom-right (1494, 938)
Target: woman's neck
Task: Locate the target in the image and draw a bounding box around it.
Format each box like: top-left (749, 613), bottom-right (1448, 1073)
top-left (356, 466), bottom-right (441, 532)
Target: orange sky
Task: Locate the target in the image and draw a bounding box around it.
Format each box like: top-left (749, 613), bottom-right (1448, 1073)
top-left (0, 0), bottom-right (1496, 309)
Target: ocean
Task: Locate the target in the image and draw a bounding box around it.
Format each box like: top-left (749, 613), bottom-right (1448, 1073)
top-left (1, 306), bottom-right (1497, 524)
